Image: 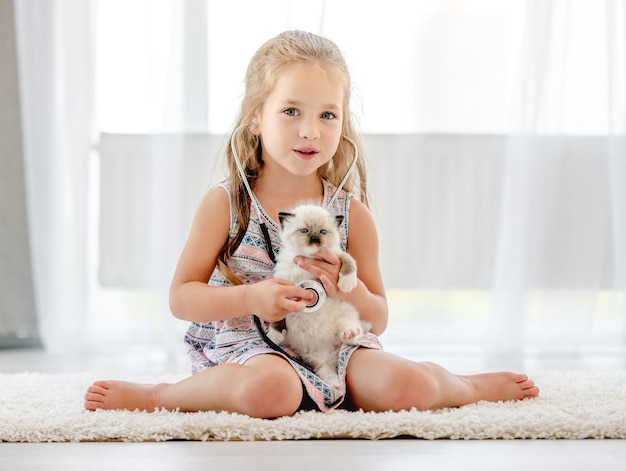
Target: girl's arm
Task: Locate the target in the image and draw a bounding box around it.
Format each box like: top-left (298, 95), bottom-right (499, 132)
top-left (341, 198), bottom-right (388, 334)
top-left (169, 186), bottom-right (313, 323)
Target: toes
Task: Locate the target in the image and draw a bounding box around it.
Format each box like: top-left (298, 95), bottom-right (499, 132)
top-left (87, 384), bottom-right (105, 394)
top-left (84, 381), bottom-right (110, 410)
top-left (83, 390), bottom-right (105, 409)
top-left (517, 378), bottom-right (539, 398)
top-left (84, 393), bottom-right (104, 411)
top-left (84, 381), bottom-right (108, 396)
top-left (517, 379), bottom-right (534, 389)
top-left (513, 374), bottom-right (540, 395)
top-left (513, 373), bottom-right (528, 383)
top-left (85, 388), bottom-right (101, 399)
top-left (84, 401), bottom-right (99, 411)
top-left (525, 385), bottom-right (539, 397)
top-left (85, 383), bottom-right (109, 399)
top-left (84, 390), bottom-right (104, 401)
top-left (92, 380), bottom-right (111, 389)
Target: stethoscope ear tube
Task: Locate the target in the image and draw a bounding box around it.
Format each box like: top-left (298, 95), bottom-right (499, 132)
top-left (326, 135), bottom-right (358, 208)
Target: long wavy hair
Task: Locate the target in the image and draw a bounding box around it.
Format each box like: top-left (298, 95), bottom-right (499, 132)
top-left (219, 30), bottom-right (369, 285)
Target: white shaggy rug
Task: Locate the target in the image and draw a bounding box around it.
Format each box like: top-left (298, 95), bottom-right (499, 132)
top-left (1, 370), bottom-right (625, 442)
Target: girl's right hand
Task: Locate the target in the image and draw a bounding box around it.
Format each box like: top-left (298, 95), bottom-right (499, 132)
top-left (248, 278), bottom-right (315, 323)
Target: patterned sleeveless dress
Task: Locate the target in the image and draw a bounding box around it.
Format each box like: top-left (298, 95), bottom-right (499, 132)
top-left (183, 179), bottom-right (382, 412)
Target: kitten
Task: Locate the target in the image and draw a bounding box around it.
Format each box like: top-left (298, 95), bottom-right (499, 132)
top-left (268, 204), bottom-right (370, 388)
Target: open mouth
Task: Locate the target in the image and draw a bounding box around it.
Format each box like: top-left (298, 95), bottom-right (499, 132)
top-left (295, 147), bottom-right (319, 157)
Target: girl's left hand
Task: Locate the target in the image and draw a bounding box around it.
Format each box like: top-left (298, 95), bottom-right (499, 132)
top-left (294, 250), bottom-right (342, 297)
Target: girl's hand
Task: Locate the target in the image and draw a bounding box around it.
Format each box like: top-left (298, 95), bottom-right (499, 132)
top-left (248, 278), bottom-right (316, 323)
top-left (294, 250), bottom-right (342, 297)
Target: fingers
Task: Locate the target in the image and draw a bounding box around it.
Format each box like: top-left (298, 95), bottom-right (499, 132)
top-left (280, 285), bottom-right (315, 305)
top-left (255, 280), bottom-right (316, 322)
top-left (296, 250), bottom-right (339, 268)
top-left (276, 282), bottom-right (316, 304)
top-left (310, 249), bottom-right (338, 264)
top-left (295, 251), bottom-right (341, 283)
top-left (282, 297), bottom-right (309, 313)
top-left (318, 274), bottom-right (338, 296)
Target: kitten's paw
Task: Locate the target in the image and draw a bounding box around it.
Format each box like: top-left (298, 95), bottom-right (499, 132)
top-left (337, 272), bottom-right (357, 292)
top-left (319, 372), bottom-right (341, 390)
top-left (315, 365), bottom-right (342, 390)
top-left (267, 328), bottom-right (285, 345)
top-left (340, 326), bottom-right (363, 344)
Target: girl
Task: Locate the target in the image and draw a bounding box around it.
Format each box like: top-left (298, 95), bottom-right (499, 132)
top-left (84, 30), bottom-right (538, 418)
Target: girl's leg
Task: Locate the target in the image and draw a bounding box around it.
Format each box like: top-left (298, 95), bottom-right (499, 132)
top-left (345, 348), bottom-right (539, 412)
top-left (84, 354), bottom-right (304, 419)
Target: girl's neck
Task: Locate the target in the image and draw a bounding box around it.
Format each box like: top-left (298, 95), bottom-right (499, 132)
top-left (253, 175), bottom-right (324, 218)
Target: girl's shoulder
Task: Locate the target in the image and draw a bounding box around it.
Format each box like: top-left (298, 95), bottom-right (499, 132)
top-left (191, 182), bottom-right (232, 233)
top-left (203, 181), bottom-right (231, 207)
top-left (213, 180), bottom-right (231, 195)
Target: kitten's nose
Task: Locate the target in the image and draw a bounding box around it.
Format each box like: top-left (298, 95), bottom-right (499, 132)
top-left (310, 234), bottom-right (320, 244)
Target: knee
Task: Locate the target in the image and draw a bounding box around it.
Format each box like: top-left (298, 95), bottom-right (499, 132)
top-left (236, 367), bottom-right (302, 419)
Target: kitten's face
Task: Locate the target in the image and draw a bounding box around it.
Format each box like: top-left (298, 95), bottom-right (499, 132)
top-left (279, 205), bottom-right (343, 256)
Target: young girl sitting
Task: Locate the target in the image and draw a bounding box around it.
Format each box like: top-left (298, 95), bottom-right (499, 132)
top-left (84, 30), bottom-right (538, 418)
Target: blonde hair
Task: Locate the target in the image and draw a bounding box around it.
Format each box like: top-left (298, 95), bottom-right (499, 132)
top-left (219, 30), bottom-right (368, 283)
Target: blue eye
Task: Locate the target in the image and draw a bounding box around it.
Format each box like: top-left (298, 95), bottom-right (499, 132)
top-left (321, 112), bottom-right (336, 120)
top-left (284, 108), bottom-right (299, 117)
top-left (320, 229), bottom-right (328, 235)
top-left (299, 228), bottom-right (309, 234)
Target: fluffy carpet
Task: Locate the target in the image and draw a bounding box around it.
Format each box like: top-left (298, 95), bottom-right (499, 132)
top-left (1, 370), bottom-right (625, 442)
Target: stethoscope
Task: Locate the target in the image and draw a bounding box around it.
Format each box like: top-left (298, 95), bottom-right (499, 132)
top-left (229, 124), bottom-right (359, 371)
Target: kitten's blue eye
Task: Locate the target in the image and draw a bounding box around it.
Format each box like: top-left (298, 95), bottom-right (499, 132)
top-left (284, 108), bottom-right (299, 117)
top-left (321, 112), bottom-right (336, 120)
top-left (299, 228), bottom-right (309, 234)
top-left (320, 229), bottom-right (328, 235)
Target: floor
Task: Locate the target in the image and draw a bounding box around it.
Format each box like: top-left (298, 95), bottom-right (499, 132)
top-left (2, 346), bottom-right (625, 471)
top-left (3, 440), bottom-right (626, 471)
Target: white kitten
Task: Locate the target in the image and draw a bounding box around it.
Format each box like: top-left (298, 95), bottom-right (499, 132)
top-left (268, 204), bottom-right (370, 389)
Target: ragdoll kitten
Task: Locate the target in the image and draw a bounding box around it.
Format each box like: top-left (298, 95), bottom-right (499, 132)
top-left (267, 204), bottom-right (370, 388)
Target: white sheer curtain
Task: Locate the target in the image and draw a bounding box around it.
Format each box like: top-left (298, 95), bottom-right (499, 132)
top-left (16, 0), bottom-right (626, 357)
top-left (15, 0), bottom-right (95, 352)
top-left (490, 0), bottom-right (626, 356)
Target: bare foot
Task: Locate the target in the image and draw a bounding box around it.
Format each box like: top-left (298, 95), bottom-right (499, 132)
top-left (84, 380), bottom-right (163, 412)
top-left (461, 372), bottom-right (539, 404)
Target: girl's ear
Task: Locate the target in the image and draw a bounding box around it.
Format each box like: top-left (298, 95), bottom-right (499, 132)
top-left (335, 215), bottom-right (344, 227)
top-left (278, 211), bottom-right (294, 227)
top-left (249, 115), bottom-right (260, 135)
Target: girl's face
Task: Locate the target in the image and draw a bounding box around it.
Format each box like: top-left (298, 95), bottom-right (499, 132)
top-left (254, 64), bottom-right (344, 179)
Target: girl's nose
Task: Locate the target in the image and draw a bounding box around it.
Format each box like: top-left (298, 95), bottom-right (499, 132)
top-left (299, 118), bottom-right (320, 140)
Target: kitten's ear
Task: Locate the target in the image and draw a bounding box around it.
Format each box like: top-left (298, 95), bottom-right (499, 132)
top-left (334, 215), bottom-right (344, 228)
top-left (278, 211), bottom-right (294, 227)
